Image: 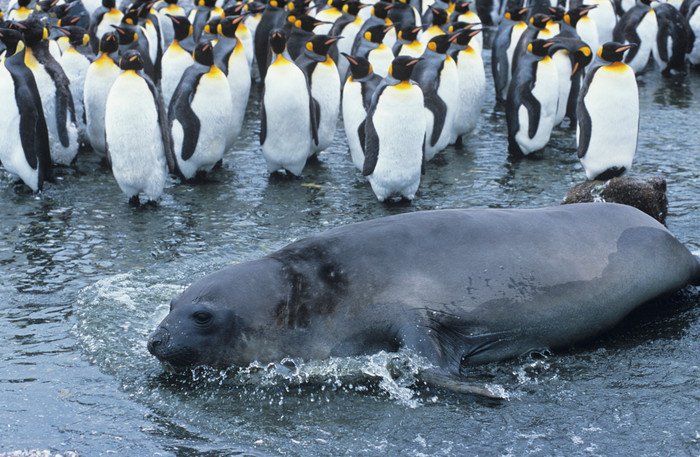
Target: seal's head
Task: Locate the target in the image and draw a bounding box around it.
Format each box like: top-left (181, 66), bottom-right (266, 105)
top-left (147, 260), bottom-right (288, 370)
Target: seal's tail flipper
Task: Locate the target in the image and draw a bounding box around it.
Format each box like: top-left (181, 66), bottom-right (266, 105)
top-left (692, 254), bottom-right (700, 286)
top-left (417, 369), bottom-right (506, 401)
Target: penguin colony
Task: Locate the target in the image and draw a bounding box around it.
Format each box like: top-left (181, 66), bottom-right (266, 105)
top-left (0, 0), bottom-right (697, 203)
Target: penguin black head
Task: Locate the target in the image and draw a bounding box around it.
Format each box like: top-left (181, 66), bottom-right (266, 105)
top-left (371, 1), bottom-right (394, 20)
top-left (564, 5), bottom-right (596, 27)
top-left (57, 25), bottom-right (90, 47)
top-left (166, 15), bottom-right (192, 41)
top-left (306, 34), bottom-right (342, 56)
top-left (193, 40), bottom-right (215, 66)
top-left (597, 41), bottom-right (636, 63)
top-left (426, 34), bottom-right (451, 54)
top-left (547, 6), bottom-right (566, 21)
top-left (199, 0), bottom-right (217, 8)
top-left (101, 0), bottom-right (117, 8)
top-left (388, 55), bottom-right (422, 81)
top-left (448, 20), bottom-right (477, 34)
top-left (504, 6), bottom-right (528, 21)
top-left (327, 0), bottom-right (344, 10)
top-left (137, 2), bottom-right (156, 19)
top-left (453, 1), bottom-right (471, 15)
top-left (342, 1), bottom-right (364, 17)
top-left (342, 52), bottom-right (373, 79)
top-left (527, 39), bottom-right (555, 57)
top-left (111, 24), bottom-right (139, 45)
top-left (571, 45), bottom-right (592, 74)
top-left (243, 1), bottom-right (266, 15)
top-left (17, 0), bottom-right (32, 7)
top-left (363, 24), bottom-right (393, 44)
top-left (448, 26), bottom-right (481, 47)
top-left (0, 28), bottom-right (25, 57)
top-left (164, 0), bottom-right (178, 4)
top-left (294, 15), bottom-right (328, 32)
top-left (14, 18), bottom-right (47, 47)
top-left (398, 25), bottom-right (421, 42)
top-left (99, 30), bottom-right (119, 54)
top-left (429, 7), bottom-right (449, 26)
top-left (119, 49), bottom-right (144, 70)
top-left (268, 29), bottom-right (287, 54)
top-left (122, 8), bottom-right (139, 26)
top-left (204, 17), bottom-right (221, 36)
top-left (218, 15), bottom-right (246, 38)
top-left (529, 13), bottom-right (551, 29)
top-left (223, 2), bottom-right (245, 17)
top-left (36, 0), bottom-right (58, 13)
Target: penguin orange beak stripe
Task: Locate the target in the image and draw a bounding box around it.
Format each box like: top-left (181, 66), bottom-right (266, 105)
top-left (325, 37), bottom-right (342, 45)
top-left (572, 62), bottom-right (579, 75)
top-left (616, 45), bottom-right (632, 53)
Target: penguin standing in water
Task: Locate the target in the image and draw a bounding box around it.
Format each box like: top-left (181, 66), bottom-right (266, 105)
top-left (105, 50), bottom-right (174, 205)
top-left (0, 28), bottom-right (52, 191)
top-left (57, 26), bottom-right (91, 142)
top-left (169, 41), bottom-right (232, 180)
top-left (363, 55), bottom-right (425, 202)
top-left (261, 30), bottom-right (318, 176)
top-left (17, 18), bottom-right (80, 167)
top-left (83, 31), bottom-right (121, 161)
top-left (295, 34), bottom-right (343, 155)
top-left (685, 0), bottom-right (700, 66)
top-left (341, 53), bottom-right (382, 171)
top-left (506, 39), bottom-right (559, 157)
top-left (613, 0), bottom-right (658, 73)
top-left (449, 27), bottom-right (485, 146)
top-left (654, 3), bottom-right (693, 74)
top-left (577, 42), bottom-right (638, 180)
top-left (547, 37), bottom-right (592, 126)
top-left (491, 6), bottom-right (529, 103)
top-left (412, 34), bottom-right (459, 161)
top-left (214, 14), bottom-right (251, 151)
top-left (160, 15), bottom-right (195, 108)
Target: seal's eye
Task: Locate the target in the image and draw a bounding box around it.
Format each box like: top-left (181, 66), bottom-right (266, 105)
top-left (192, 311), bottom-right (213, 325)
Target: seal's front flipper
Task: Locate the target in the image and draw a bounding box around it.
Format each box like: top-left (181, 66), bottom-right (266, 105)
top-left (417, 369), bottom-right (505, 400)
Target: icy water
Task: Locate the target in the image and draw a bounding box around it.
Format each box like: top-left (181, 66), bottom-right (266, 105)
top-left (1, 50), bottom-right (699, 456)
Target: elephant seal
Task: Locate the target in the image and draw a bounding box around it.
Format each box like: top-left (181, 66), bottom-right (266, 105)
top-left (148, 203), bottom-right (699, 395)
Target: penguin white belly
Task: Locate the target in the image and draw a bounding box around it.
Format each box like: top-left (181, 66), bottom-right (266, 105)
top-left (84, 56), bottom-right (122, 157)
top-left (585, 0), bottom-right (616, 44)
top-left (173, 71), bottom-right (233, 179)
top-left (627, 10), bottom-right (658, 73)
top-left (452, 48), bottom-right (485, 140)
top-left (336, 19), bottom-right (363, 78)
top-left (504, 23), bottom-right (527, 94)
top-left (161, 45), bottom-right (194, 108)
top-left (105, 73), bottom-right (167, 200)
top-left (369, 84), bottom-right (425, 201)
top-left (311, 60), bottom-right (341, 154)
top-left (368, 45), bottom-right (394, 77)
top-left (341, 79), bottom-right (366, 171)
top-left (60, 49), bottom-right (90, 129)
top-left (577, 18), bottom-right (600, 59)
top-left (424, 57), bottom-right (459, 160)
top-left (689, 8), bottom-right (700, 65)
top-left (225, 45), bottom-right (251, 150)
top-left (515, 57), bottom-right (558, 154)
top-left (82, 0), bottom-right (102, 14)
top-left (552, 50), bottom-right (573, 126)
top-left (28, 61), bottom-right (79, 166)
top-left (397, 41), bottom-right (425, 57)
top-left (579, 64), bottom-right (638, 179)
top-left (262, 63), bottom-right (313, 175)
top-left (0, 65), bottom-right (39, 191)
top-left (96, 11), bottom-right (123, 42)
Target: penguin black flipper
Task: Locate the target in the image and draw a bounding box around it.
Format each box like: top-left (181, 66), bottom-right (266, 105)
top-left (521, 89), bottom-right (542, 140)
top-left (260, 97), bottom-right (267, 145)
top-left (357, 122), bottom-right (366, 154)
top-left (169, 69), bottom-right (204, 162)
top-left (362, 114), bottom-right (379, 176)
top-left (35, 44), bottom-right (76, 147)
top-left (423, 89), bottom-right (447, 147)
top-left (144, 73), bottom-right (176, 173)
top-left (614, 12), bottom-right (644, 62)
top-left (575, 67), bottom-right (597, 159)
top-left (310, 95), bottom-right (320, 147)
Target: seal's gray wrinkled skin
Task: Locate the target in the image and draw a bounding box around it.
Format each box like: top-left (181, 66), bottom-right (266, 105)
top-left (148, 203), bottom-right (700, 386)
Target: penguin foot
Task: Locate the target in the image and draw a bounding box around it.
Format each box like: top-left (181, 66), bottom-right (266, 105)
top-left (268, 170), bottom-right (299, 181)
top-left (128, 195), bottom-right (141, 207)
top-left (382, 196), bottom-right (413, 207)
top-left (453, 136), bottom-right (464, 150)
top-left (305, 153), bottom-right (323, 166)
top-left (593, 167), bottom-right (626, 181)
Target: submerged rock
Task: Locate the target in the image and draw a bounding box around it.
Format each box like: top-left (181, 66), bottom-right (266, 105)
top-left (561, 176), bottom-right (668, 225)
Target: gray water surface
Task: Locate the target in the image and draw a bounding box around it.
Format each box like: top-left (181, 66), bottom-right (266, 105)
top-left (1, 54), bottom-right (699, 456)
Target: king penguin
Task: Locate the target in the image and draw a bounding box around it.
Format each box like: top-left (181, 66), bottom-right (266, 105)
top-left (547, 36), bottom-right (592, 126)
top-left (330, 1), bottom-right (366, 78)
top-left (18, 18), bottom-right (80, 167)
top-left (89, 0), bottom-right (123, 53)
top-left (0, 27), bottom-right (52, 191)
top-left (160, 14), bottom-right (194, 108)
top-left (104, 49), bottom-right (174, 205)
top-left (491, 6), bottom-right (529, 103)
top-left (563, 5), bottom-right (600, 60)
top-left (412, 34), bottom-right (459, 161)
top-left (506, 38), bottom-right (559, 157)
top-left (393, 25), bottom-right (425, 57)
top-left (155, 0), bottom-right (186, 49)
top-left (169, 41), bottom-right (232, 180)
top-left (295, 34), bottom-right (343, 155)
top-left (83, 31), bottom-right (121, 161)
top-left (613, 0), bottom-right (659, 73)
top-left (341, 53), bottom-right (383, 171)
top-left (449, 27), bottom-right (485, 146)
top-left (654, 3), bottom-right (693, 74)
top-left (57, 25), bottom-right (91, 143)
top-left (213, 14), bottom-right (251, 151)
top-left (261, 30), bottom-right (318, 176)
top-left (363, 55), bottom-right (425, 202)
top-left (577, 42), bottom-right (638, 180)
top-left (352, 23), bottom-right (395, 77)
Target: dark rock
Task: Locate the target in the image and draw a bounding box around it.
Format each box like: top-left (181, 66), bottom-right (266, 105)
top-left (561, 176), bottom-right (668, 225)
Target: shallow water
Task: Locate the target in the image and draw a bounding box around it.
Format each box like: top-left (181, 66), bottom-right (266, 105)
top-left (1, 48), bottom-right (699, 456)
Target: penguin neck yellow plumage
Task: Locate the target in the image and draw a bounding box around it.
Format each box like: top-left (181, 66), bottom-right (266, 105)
top-left (95, 52), bottom-right (116, 67)
top-left (163, 4), bottom-right (184, 15)
top-left (205, 65), bottom-right (224, 78)
top-left (604, 61), bottom-right (631, 73)
top-left (24, 48), bottom-right (40, 70)
top-left (460, 46), bottom-right (476, 56)
top-left (394, 80), bottom-right (413, 90)
top-left (271, 53), bottom-right (290, 66)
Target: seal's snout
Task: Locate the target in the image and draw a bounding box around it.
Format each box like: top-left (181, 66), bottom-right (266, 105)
top-left (147, 327), bottom-right (170, 357)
